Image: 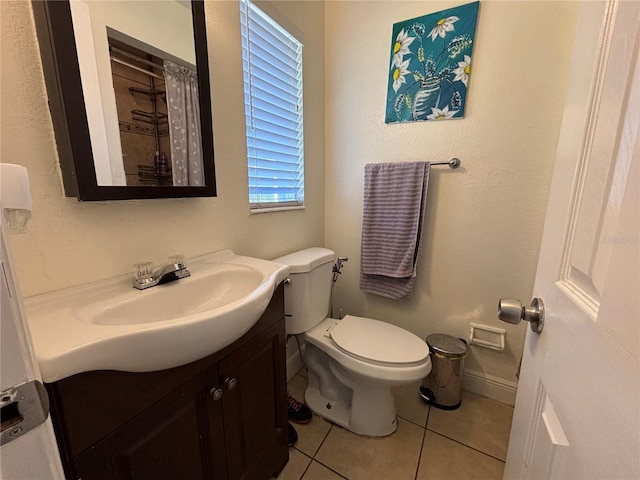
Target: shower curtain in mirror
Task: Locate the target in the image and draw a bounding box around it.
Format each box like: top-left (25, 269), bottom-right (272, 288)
top-left (164, 60), bottom-right (204, 186)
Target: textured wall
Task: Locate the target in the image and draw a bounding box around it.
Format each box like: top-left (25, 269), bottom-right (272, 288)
top-left (0, 0), bottom-right (325, 297)
top-left (324, 1), bottom-right (579, 383)
top-left (2, 0), bottom-right (580, 388)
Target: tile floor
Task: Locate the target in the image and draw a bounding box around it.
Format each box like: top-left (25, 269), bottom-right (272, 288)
top-left (277, 369), bottom-right (514, 480)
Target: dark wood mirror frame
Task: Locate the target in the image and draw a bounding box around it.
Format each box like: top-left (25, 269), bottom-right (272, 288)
top-left (31, 0), bottom-right (216, 201)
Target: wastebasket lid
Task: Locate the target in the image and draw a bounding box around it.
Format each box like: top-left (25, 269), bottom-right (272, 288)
top-left (426, 334), bottom-right (467, 359)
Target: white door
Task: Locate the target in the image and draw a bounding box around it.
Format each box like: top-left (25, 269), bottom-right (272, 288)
top-left (503, 1), bottom-right (639, 479)
top-left (1, 184), bottom-right (64, 477)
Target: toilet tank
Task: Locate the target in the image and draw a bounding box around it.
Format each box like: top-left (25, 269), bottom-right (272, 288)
top-left (273, 248), bottom-right (335, 335)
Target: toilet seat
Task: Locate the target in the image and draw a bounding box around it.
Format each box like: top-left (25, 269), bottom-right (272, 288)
top-left (304, 317), bottom-right (432, 384)
top-left (329, 315), bottom-right (429, 366)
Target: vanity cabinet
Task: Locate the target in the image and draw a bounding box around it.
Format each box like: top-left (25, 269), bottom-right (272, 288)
top-left (46, 284), bottom-right (288, 480)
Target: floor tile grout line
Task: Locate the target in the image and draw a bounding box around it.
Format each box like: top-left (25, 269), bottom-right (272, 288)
top-left (397, 415), bottom-right (426, 429)
top-left (411, 403), bottom-right (433, 480)
top-left (292, 442), bottom-right (347, 480)
top-left (311, 422), bottom-right (333, 459)
top-left (311, 457), bottom-right (350, 479)
top-left (395, 389), bottom-right (432, 428)
top-left (426, 428), bottom-right (507, 464)
top-left (298, 463), bottom-right (312, 480)
top-left (293, 449), bottom-right (314, 480)
top-left (292, 446), bottom-right (313, 460)
top-left (413, 421), bottom-right (428, 480)
top-left (307, 424), bottom-right (350, 479)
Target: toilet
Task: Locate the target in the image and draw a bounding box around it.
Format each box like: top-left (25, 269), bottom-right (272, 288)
top-left (274, 247), bottom-right (431, 437)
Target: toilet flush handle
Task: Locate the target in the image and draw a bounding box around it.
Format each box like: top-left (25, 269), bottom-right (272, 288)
top-left (498, 298), bottom-right (544, 334)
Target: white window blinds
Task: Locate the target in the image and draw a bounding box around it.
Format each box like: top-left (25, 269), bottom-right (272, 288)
top-left (240, 0), bottom-right (304, 211)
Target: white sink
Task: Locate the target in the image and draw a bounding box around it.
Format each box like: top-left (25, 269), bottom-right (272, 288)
top-left (25, 250), bottom-right (290, 382)
top-left (81, 264), bottom-right (266, 326)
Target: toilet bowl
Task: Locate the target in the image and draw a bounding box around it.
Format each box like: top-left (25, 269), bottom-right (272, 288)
top-left (273, 248), bottom-right (431, 437)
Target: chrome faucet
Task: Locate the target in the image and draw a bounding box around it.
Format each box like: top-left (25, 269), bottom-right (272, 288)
top-left (133, 255), bottom-right (191, 290)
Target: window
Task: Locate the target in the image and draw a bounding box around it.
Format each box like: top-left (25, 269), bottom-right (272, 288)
top-left (240, 0), bottom-right (304, 211)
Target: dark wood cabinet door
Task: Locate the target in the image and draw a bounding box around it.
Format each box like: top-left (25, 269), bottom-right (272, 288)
top-left (75, 366), bottom-right (228, 480)
top-left (219, 321), bottom-right (288, 480)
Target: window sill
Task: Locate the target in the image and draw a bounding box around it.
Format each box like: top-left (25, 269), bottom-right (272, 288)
top-left (250, 205), bottom-right (305, 214)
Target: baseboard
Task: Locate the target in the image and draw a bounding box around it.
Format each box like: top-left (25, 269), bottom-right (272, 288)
top-left (286, 341), bottom-right (306, 382)
top-left (462, 369), bottom-right (518, 406)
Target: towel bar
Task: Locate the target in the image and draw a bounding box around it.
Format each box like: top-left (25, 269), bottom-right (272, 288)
top-left (430, 158), bottom-right (461, 169)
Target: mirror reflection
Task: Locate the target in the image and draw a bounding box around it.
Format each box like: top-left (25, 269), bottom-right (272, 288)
top-left (69, 0), bottom-right (204, 187)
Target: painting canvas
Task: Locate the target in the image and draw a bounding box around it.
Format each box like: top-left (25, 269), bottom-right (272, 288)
top-left (385, 2), bottom-right (479, 124)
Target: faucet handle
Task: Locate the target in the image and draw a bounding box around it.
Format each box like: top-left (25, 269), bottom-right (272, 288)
top-left (169, 255), bottom-right (187, 267)
top-left (134, 262), bottom-right (154, 282)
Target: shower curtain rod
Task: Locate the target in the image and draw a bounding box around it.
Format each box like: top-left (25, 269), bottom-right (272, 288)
top-left (110, 56), bottom-right (164, 80)
top-left (110, 46), bottom-right (163, 70)
top-left (430, 158), bottom-right (461, 169)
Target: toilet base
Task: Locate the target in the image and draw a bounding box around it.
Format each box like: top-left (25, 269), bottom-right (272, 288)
top-left (304, 345), bottom-right (398, 437)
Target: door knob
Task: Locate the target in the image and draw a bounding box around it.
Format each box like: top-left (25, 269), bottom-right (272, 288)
top-left (224, 377), bottom-right (237, 390)
top-left (498, 298), bottom-right (544, 333)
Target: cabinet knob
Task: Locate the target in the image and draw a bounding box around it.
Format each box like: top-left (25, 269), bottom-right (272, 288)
top-left (209, 387), bottom-right (223, 400)
top-left (225, 377), bottom-right (237, 390)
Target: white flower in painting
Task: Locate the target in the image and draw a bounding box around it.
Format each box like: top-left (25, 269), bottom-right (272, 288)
top-left (426, 105), bottom-right (459, 120)
top-left (428, 16), bottom-right (459, 41)
top-left (453, 55), bottom-right (472, 86)
top-left (392, 59), bottom-right (410, 93)
top-left (392, 29), bottom-right (416, 67)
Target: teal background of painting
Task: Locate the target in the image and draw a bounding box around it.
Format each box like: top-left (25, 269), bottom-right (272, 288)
top-left (385, 1), bottom-right (479, 123)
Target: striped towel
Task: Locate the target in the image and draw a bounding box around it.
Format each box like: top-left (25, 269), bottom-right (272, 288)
top-left (360, 162), bottom-right (430, 299)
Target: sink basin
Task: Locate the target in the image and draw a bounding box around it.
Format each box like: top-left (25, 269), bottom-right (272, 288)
top-left (81, 264), bottom-right (265, 326)
top-left (25, 250), bottom-right (290, 382)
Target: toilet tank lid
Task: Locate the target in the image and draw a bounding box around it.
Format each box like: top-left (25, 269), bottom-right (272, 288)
top-left (273, 247), bottom-right (335, 273)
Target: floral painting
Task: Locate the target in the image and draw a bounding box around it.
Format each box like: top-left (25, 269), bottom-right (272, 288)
top-left (385, 2), bottom-right (479, 124)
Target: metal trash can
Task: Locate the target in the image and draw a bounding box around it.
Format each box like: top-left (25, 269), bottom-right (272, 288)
top-left (419, 334), bottom-right (468, 410)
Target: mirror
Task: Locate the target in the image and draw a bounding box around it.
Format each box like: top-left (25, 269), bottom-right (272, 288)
top-left (32, 0), bottom-right (216, 201)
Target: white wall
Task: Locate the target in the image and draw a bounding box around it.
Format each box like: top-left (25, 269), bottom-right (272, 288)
top-left (0, 0), bottom-right (325, 298)
top-left (324, 1), bottom-right (579, 387)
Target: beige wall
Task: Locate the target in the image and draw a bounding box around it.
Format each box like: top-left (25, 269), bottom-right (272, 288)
top-left (0, 0), bottom-right (325, 297)
top-left (2, 0), bottom-right (581, 387)
top-left (324, 1), bottom-right (579, 383)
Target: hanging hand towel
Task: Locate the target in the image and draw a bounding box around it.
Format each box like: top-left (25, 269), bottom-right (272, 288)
top-left (360, 161), bottom-right (430, 299)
